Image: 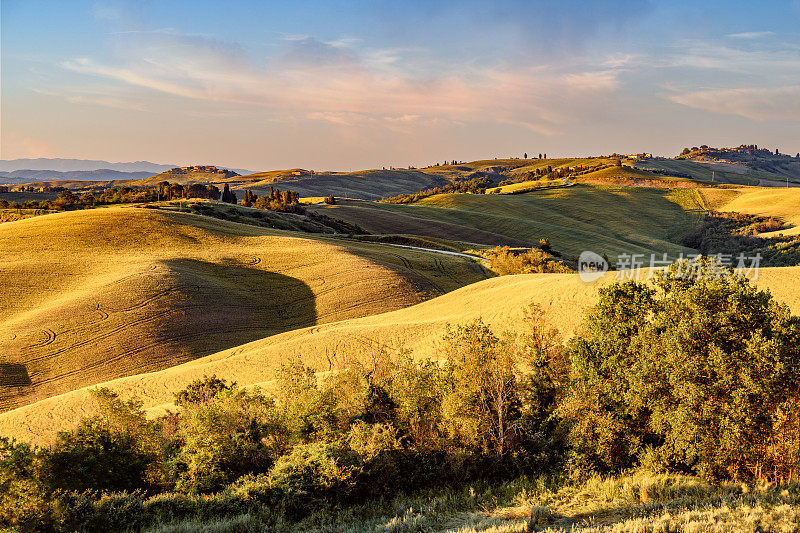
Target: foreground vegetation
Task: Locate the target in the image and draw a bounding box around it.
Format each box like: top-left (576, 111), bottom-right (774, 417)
top-left (3, 259), bottom-right (799, 531)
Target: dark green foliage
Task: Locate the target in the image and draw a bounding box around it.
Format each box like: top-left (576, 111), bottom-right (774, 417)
top-left (45, 389), bottom-right (160, 494)
top-left (562, 258), bottom-right (800, 479)
top-left (0, 437), bottom-right (53, 530)
top-left (269, 442), bottom-right (361, 499)
top-left (382, 176), bottom-right (495, 204)
top-left (169, 387), bottom-right (285, 494)
top-left (174, 375), bottom-right (233, 407)
top-left (683, 211), bottom-right (800, 266)
top-left (221, 183), bottom-right (237, 204)
top-left (47, 424), bottom-right (154, 493)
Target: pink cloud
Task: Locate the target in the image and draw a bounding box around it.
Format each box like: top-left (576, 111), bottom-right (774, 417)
top-left (60, 32), bottom-right (624, 136)
top-left (1, 131), bottom-right (56, 159)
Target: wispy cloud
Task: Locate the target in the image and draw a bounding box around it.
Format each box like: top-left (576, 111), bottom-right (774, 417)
top-left (668, 85), bottom-right (800, 121)
top-left (727, 31), bottom-right (775, 39)
top-left (33, 87), bottom-right (149, 111)
top-left (59, 30), bottom-right (624, 135)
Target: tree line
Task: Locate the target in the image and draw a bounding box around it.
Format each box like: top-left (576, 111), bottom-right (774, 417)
top-left (382, 176), bottom-right (495, 204)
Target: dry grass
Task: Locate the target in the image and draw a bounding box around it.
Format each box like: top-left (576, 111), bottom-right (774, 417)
top-left (141, 472), bottom-right (800, 532)
top-left (485, 179), bottom-right (567, 194)
top-left (0, 204), bottom-right (487, 414)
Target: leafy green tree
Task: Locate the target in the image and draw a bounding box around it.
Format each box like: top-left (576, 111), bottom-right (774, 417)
top-left (0, 438), bottom-right (52, 529)
top-left (442, 320), bottom-right (522, 457)
top-left (562, 258), bottom-right (800, 480)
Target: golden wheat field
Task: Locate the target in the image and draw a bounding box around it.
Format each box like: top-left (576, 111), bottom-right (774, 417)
top-left (4, 264), bottom-right (800, 445)
top-left (0, 205), bottom-right (488, 413)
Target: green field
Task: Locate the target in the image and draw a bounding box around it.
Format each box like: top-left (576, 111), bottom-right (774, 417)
top-left (311, 184), bottom-right (706, 258)
top-left (632, 158), bottom-right (785, 185)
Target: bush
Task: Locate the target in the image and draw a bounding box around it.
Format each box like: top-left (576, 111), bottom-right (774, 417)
top-left (94, 492), bottom-right (145, 531)
top-left (174, 375), bottom-right (233, 407)
top-left (0, 438), bottom-right (52, 530)
top-left (45, 388), bottom-right (159, 493)
top-left (144, 492), bottom-right (199, 524)
top-left (170, 387), bottom-right (284, 494)
top-left (473, 246), bottom-right (571, 275)
top-left (269, 442), bottom-right (361, 499)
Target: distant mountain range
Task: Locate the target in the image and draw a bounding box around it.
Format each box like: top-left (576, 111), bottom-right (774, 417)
top-left (0, 169), bottom-right (160, 184)
top-left (0, 158), bottom-right (253, 179)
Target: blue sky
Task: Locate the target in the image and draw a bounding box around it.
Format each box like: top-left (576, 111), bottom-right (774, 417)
top-left (2, 0), bottom-right (800, 170)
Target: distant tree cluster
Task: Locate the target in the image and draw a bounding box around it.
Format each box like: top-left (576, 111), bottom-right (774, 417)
top-left (471, 245), bottom-right (571, 275)
top-left (497, 164), bottom-right (606, 187)
top-left (220, 184), bottom-right (237, 204)
top-left (239, 186), bottom-right (302, 212)
top-left (156, 181), bottom-right (221, 201)
top-left (382, 176), bottom-right (495, 204)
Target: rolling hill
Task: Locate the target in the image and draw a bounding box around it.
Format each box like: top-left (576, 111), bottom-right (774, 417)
top-left (697, 186), bottom-right (800, 237)
top-left (4, 265), bottom-right (800, 445)
top-left (0, 205), bottom-right (488, 413)
top-left (0, 169), bottom-right (157, 185)
top-left (308, 183), bottom-right (706, 257)
top-left (632, 158), bottom-right (789, 186)
top-left (677, 145), bottom-right (800, 181)
top-left (234, 168), bottom-right (453, 200)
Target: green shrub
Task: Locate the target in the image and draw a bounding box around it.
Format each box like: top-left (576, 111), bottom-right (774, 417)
top-left (269, 442), bottom-right (361, 499)
top-left (143, 492), bottom-right (198, 524)
top-left (170, 387), bottom-right (284, 494)
top-left (0, 438), bottom-right (53, 530)
top-left (53, 490), bottom-right (98, 532)
top-left (95, 492), bottom-right (145, 531)
top-left (174, 375), bottom-right (233, 407)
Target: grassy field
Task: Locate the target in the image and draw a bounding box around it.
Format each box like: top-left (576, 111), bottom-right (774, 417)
top-left (4, 264), bottom-right (800, 445)
top-left (574, 165), bottom-right (703, 187)
top-left (698, 186), bottom-right (800, 237)
top-left (311, 184), bottom-right (706, 258)
top-left (485, 178), bottom-right (567, 194)
top-left (0, 205), bottom-right (488, 414)
top-left (234, 168), bottom-right (452, 200)
top-left (632, 158), bottom-right (788, 186)
top-left (153, 471), bottom-right (800, 532)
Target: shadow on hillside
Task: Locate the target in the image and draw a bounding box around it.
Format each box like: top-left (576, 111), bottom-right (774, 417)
top-left (0, 259), bottom-right (317, 413)
top-left (153, 258), bottom-right (318, 361)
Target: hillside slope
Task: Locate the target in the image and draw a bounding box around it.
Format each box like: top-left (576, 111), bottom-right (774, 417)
top-left (0, 206), bottom-right (488, 413)
top-left (4, 265), bottom-right (800, 445)
top-left (235, 169), bottom-right (452, 200)
top-left (698, 187), bottom-right (800, 237)
top-left (311, 184), bottom-right (705, 257)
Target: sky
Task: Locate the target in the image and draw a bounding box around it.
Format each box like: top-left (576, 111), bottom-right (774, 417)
top-left (2, 0), bottom-right (800, 171)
